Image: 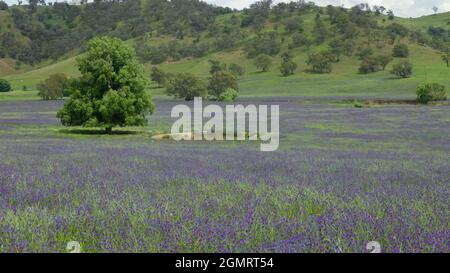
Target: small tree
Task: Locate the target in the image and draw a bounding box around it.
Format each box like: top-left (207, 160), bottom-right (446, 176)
top-left (280, 60), bottom-right (297, 77)
top-left (37, 73), bottom-right (68, 100)
top-left (254, 54), bottom-right (272, 72)
top-left (57, 37), bottom-right (155, 134)
top-left (207, 71), bottom-right (239, 99)
top-left (0, 79), bottom-right (12, 92)
top-left (391, 60), bottom-right (413, 78)
top-left (228, 63), bottom-right (245, 77)
top-left (166, 73), bottom-right (207, 101)
top-left (442, 47), bottom-right (449, 68)
top-left (151, 67), bottom-right (167, 87)
top-left (392, 44), bottom-right (409, 58)
top-left (306, 51), bottom-right (333, 73)
top-left (416, 83), bottom-right (447, 104)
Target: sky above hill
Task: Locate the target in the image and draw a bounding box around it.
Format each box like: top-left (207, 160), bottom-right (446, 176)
top-left (2, 0), bottom-right (449, 18)
top-left (206, 0), bottom-right (450, 18)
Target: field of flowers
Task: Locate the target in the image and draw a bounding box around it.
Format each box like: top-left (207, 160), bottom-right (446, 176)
top-left (0, 99), bottom-right (448, 253)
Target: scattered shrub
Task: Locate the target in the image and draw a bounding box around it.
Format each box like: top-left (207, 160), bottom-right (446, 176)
top-left (391, 60), bottom-right (413, 78)
top-left (254, 54), bottom-right (272, 72)
top-left (416, 83), bottom-right (447, 104)
top-left (0, 79), bottom-right (12, 92)
top-left (280, 60), bottom-right (298, 77)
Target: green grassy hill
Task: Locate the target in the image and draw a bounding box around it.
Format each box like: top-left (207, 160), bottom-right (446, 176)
top-left (1, 3), bottom-right (449, 101)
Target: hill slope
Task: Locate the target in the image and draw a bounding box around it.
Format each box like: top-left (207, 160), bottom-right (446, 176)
top-left (1, 2), bottom-right (449, 100)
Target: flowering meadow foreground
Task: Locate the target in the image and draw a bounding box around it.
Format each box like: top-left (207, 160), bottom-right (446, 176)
top-left (0, 99), bottom-right (448, 253)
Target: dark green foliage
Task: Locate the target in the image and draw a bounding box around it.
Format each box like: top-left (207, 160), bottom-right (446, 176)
top-left (329, 39), bottom-right (353, 61)
top-left (306, 51), bottom-right (334, 73)
top-left (283, 16), bottom-right (303, 34)
top-left (416, 83), bottom-right (447, 104)
top-left (166, 73), bottom-right (207, 101)
top-left (391, 60), bottom-right (413, 78)
top-left (57, 37), bottom-right (155, 133)
top-left (313, 15), bottom-right (329, 44)
top-left (280, 60), bottom-right (298, 77)
top-left (288, 33), bottom-right (310, 49)
top-left (359, 54), bottom-right (392, 74)
top-left (208, 60), bottom-right (227, 75)
top-left (392, 44), bottom-right (409, 58)
top-left (254, 54), bottom-right (272, 72)
top-left (386, 23), bottom-right (409, 40)
top-left (0, 79), bottom-right (12, 92)
top-left (0, 1), bottom-right (8, 10)
top-left (357, 47), bottom-right (375, 60)
top-left (246, 32), bottom-right (281, 58)
top-left (207, 71), bottom-right (239, 99)
top-left (151, 67), bottom-right (167, 88)
top-left (228, 63), bottom-right (245, 77)
top-left (37, 73), bottom-right (68, 100)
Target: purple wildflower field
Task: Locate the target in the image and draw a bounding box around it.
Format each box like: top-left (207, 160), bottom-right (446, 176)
top-left (0, 99), bottom-right (449, 253)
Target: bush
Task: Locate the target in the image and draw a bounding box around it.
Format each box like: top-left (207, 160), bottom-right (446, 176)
top-left (392, 44), bottom-right (409, 58)
top-left (218, 89), bottom-right (239, 102)
top-left (306, 51), bottom-right (334, 73)
top-left (0, 79), bottom-right (12, 92)
top-left (166, 73), bottom-right (207, 101)
top-left (280, 60), bottom-right (298, 77)
top-left (207, 71), bottom-right (238, 99)
top-left (358, 55), bottom-right (392, 74)
top-left (254, 54), bottom-right (272, 72)
top-left (37, 73), bottom-right (68, 100)
top-left (151, 67), bottom-right (167, 87)
top-left (416, 83), bottom-right (447, 104)
top-left (391, 60), bottom-right (413, 78)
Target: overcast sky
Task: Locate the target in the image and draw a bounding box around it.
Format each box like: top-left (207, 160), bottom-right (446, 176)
top-left (2, 0), bottom-right (449, 18)
top-left (208, 0), bottom-right (450, 18)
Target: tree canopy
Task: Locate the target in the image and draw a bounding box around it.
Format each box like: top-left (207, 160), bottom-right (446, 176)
top-left (57, 36), bottom-right (155, 133)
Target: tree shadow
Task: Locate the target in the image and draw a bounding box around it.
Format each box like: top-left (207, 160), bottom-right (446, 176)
top-left (59, 129), bottom-right (140, 135)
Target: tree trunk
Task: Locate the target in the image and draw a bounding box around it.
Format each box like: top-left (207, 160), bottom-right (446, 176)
top-left (105, 127), bottom-right (113, 134)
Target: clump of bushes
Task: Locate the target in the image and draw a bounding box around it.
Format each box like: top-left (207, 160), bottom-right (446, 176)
top-left (416, 83), bottom-right (447, 104)
top-left (306, 51), bottom-right (334, 73)
top-left (359, 54), bottom-right (392, 74)
top-left (254, 54), bottom-right (273, 72)
top-left (0, 79), bottom-right (12, 92)
top-left (391, 60), bottom-right (413, 78)
top-left (37, 73), bottom-right (68, 100)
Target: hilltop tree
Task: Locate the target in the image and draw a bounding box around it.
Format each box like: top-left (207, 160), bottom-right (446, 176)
top-left (254, 54), bottom-right (272, 72)
top-left (166, 73), bottom-right (207, 101)
top-left (57, 37), bottom-right (155, 134)
top-left (432, 6), bottom-right (438, 15)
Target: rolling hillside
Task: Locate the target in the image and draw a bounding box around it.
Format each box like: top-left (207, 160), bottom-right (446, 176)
top-left (1, 1), bottom-right (449, 100)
